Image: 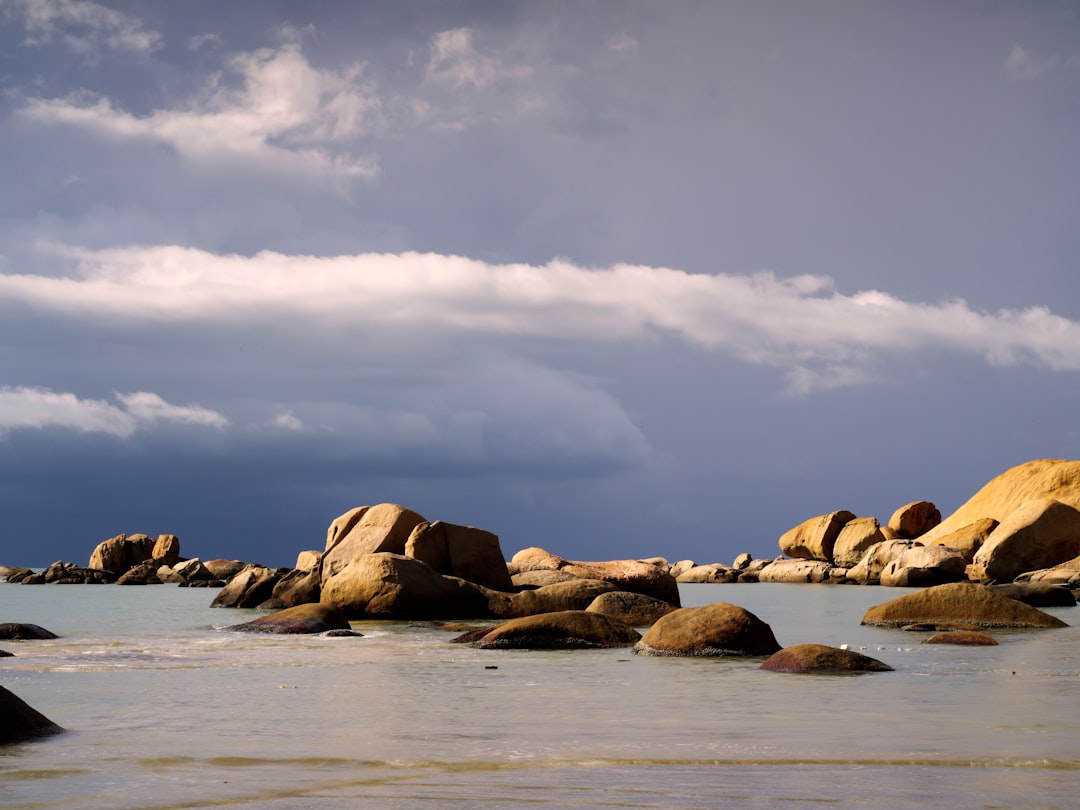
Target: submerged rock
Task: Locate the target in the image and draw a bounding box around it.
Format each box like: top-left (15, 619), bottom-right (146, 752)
top-left (226, 603), bottom-right (355, 635)
top-left (861, 582), bottom-right (1068, 629)
top-left (0, 623), bottom-right (59, 640)
top-left (634, 602), bottom-right (781, 657)
top-left (461, 610), bottom-right (641, 649)
top-left (989, 583), bottom-right (1077, 608)
top-left (760, 644), bottom-right (893, 674)
top-left (923, 630), bottom-right (999, 646)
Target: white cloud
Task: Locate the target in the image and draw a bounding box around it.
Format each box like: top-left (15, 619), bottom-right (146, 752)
top-left (113, 391), bottom-right (228, 429)
top-left (3, 245), bottom-right (1080, 394)
top-left (0, 386), bottom-right (227, 437)
top-left (270, 410), bottom-right (305, 432)
top-left (425, 27), bottom-right (532, 89)
top-left (20, 43), bottom-right (381, 180)
top-left (1, 0), bottom-right (159, 55)
top-left (1004, 44), bottom-right (1054, 81)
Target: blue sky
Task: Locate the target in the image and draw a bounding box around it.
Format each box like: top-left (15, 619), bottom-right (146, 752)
top-left (1, 0), bottom-right (1078, 568)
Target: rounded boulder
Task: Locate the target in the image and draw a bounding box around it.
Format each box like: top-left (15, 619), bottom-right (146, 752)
top-left (634, 602), bottom-right (781, 657)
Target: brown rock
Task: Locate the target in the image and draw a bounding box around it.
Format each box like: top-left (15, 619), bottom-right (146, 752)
top-left (171, 558), bottom-right (216, 582)
top-left (511, 569), bottom-right (580, 588)
top-left (294, 550), bottom-right (322, 571)
top-left (1014, 554), bottom-right (1080, 587)
top-left (675, 564), bottom-right (738, 583)
top-left (634, 602), bottom-right (781, 657)
top-left (778, 510), bottom-right (855, 563)
top-left (406, 520), bottom-right (513, 591)
top-left (888, 501), bottom-right (942, 539)
top-left (0, 685), bottom-right (64, 743)
top-left (319, 553), bottom-right (493, 620)
top-left (0, 623), bottom-right (59, 640)
top-left (586, 591), bottom-right (677, 627)
top-left (760, 643), bottom-right (892, 673)
top-left (832, 517), bottom-right (886, 568)
top-left (505, 578), bottom-right (617, 618)
top-left (463, 610), bottom-right (641, 649)
top-left (267, 566), bottom-right (322, 607)
top-left (878, 545), bottom-right (967, 587)
top-left (923, 630), bottom-right (999, 646)
top-left (924, 518), bottom-right (999, 561)
top-left (151, 534), bottom-right (181, 566)
top-left (509, 547), bottom-right (568, 572)
top-left (757, 558), bottom-right (835, 583)
top-left (988, 582), bottom-right (1076, 607)
top-left (508, 548), bottom-right (679, 605)
top-left (117, 563), bottom-right (163, 585)
top-left (847, 539), bottom-right (921, 584)
top-left (211, 565), bottom-right (282, 608)
top-left (861, 582), bottom-right (1068, 628)
top-left (969, 498), bottom-right (1080, 583)
top-left (227, 603), bottom-right (354, 635)
top-left (88, 533), bottom-right (156, 575)
top-left (322, 504), bottom-right (427, 581)
top-left (203, 559), bottom-right (247, 580)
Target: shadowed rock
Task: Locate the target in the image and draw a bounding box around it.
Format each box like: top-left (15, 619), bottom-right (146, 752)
top-left (634, 602), bottom-right (781, 657)
top-left (760, 644), bottom-right (893, 673)
top-left (861, 582), bottom-right (1068, 629)
top-left (503, 578), bottom-right (617, 618)
top-left (887, 501), bottom-right (941, 539)
top-left (0, 685), bottom-right (64, 743)
top-left (0, 623), bottom-right (58, 640)
top-left (460, 610), bottom-right (641, 649)
top-left (585, 590), bottom-right (677, 627)
top-left (989, 583), bottom-right (1076, 608)
top-left (406, 520), bottom-right (513, 591)
top-left (226, 603), bottom-right (355, 635)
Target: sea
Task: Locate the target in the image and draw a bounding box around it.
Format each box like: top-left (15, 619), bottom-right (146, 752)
top-left (1, 581), bottom-right (1077, 810)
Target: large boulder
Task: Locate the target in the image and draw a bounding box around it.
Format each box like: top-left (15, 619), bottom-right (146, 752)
top-left (210, 565), bottom-right (282, 608)
top-left (969, 498), bottom-right (1080, 583)
top-left (847, 539), bottom-right (921, 584)
top-left (832, 517), bottom-right (886, 568)
top-left (675, 564), bottom-right (739, 584)
top-left (634, 602), bottom-right (782, 657)
top-left (171, 558), bottom-right (217, 583)
top-left (861, 582), bottom-right (1068, 628)
top-left (757, 558), bottom-right (837, 583)
top-left (887, 501), bottom-right (941, 539)
top-left (203, 559), bottom-right (248, 580)
top-left (760, 644), bottom-right (893, 674)
top-left (225, 603), bottom-right (354, 634)
top-left (266, 566), bottom-right (321, 608)
top-left (88, 533), bottom-right (156, 575)
top-left (117, 563), bottom-right (163, 585)
top-left (405, 520), bottom-right (513, 591)
top-left (319, 553), bottom-right (494, 620)
top-left (151, 534), bottom-right (181, 567)
top-left (917, 459), bottom-right (1080, 545)
top-left (460, 610), bottom-right (641, 649)
top-left (924, 518), bottom-right (999, 561)
top-left (504, 578), bottom-right (617, 618)
top-left (585, 591), bottom-right (677, 627)
top-left (322, 504), bottom-right (427, 582)
top-left (778, 510), bottom-right (855, 563)
top-left (511, 569), bottom-right (581, 588)
top-left (878, 545), bottom-right (967, 587)
top-left (0, 685), bottom-right (64, 743)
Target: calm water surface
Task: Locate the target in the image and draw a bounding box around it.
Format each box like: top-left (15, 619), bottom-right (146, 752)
top-left (1, 582), bottom-right (1077, 809)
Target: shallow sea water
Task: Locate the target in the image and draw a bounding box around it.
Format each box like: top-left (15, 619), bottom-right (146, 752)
top-left (1, 582), bottom-right (1077, 809)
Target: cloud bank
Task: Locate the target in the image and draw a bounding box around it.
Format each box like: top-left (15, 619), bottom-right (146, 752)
top-left (3, 244), bottom-right (1078, 396)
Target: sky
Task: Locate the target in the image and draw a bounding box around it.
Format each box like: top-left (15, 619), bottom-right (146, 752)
top-left (1, 0), bottom-right (1078, 569)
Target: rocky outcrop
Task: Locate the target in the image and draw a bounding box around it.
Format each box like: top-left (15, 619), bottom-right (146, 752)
top-left (832, 517), bottom-right (885, 568)
top-left (509, 548), bottom-right (679, 605)
top-left (203, 559), bottom-right (248, 580)
top-left (117, 563), bottom-right (164, 585)
top-left (878, 545), bottom-right (967, 587)
top-left (211, 565), bottom-right (282, 608)
top-left (757, 559), bottom-right (839, 583)
top-left (0, 685), bottom-right (64, 743)
top-left (675, 564), bottom-right (739, 583)
top-left (778, 510), bottom-right (855, 563)
top-left (1014, 555), bottom-right (1080, 587)
top-left (924, 518), bottom-right (998, 561)
top-left (634, 602), bottom-right (781, 657)
top-left (265, 566), bottom-right (321, 608)
top-left (887, 501), bottom-right (941, 539)
top-left (969, 498), bottom-right (1080, 583)
top-left (319, 553), bottom-right (493, 620)
top-left (759, 644), bottom-right (892, 673)
top-left (503, 578), bottom-right (617, 618)
top-left (847, 539), bottom-right (921, 584)
top-left (861, 582), bottom-right (1068, 628)
top-left (322, 504), bottom-right (427, 580)
top-left (225, 603), bottom-right (355, 635)
top-left (405, 520), bottom-right (513, 591)
top-left (459, 610), bottom-right (641, 649)
top-left (585, 591), bottom-right (677, 627)
top-left (0, 623), bottom-right (59, 640)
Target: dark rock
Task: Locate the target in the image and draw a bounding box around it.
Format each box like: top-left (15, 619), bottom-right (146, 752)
top-left (585, 590), bottom-right (676, 627)
top-left (0, 623), bottom-right (59, 640)
top-left (463, 610), bottom-right (641, 649)
top-left (117, 563), bottom-right (163, 585)
top-left (503, 578), bottom-right (617, 618)
top-left (923, 630), bottom-right (999, 646)
top-left (211, 565), bottom-right (282, 608)
top-left (760, 643), bottom-right (893, 673)
top-left (989, 583), bottom-right (1077, 608)
top-left (226, 603), bottom-right (355, 635)
top-left (268, 566), bottom-right (321, 607)
top-left (0, 685), bottom-right (64, 743)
